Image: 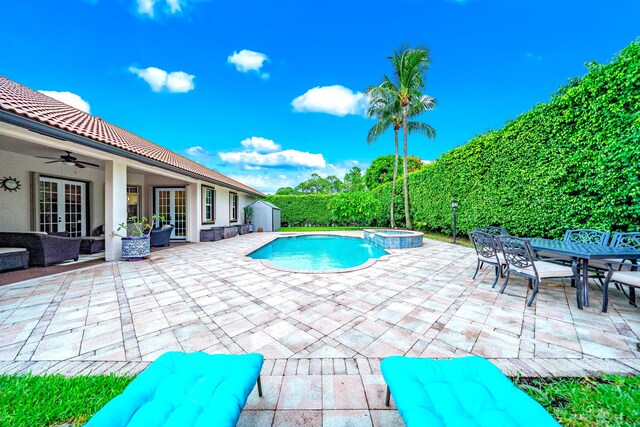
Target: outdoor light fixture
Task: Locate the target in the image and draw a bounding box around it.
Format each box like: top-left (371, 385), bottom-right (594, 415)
top-left (451, 200), bottom-right (459, 244)
top-left (64, 161), bottom-right (76, 166)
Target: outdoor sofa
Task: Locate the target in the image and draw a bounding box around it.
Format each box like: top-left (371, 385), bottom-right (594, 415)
top-left (0, 231), bottom-right (81, 267)
top-left (86, 352), bottom-right (264, 427)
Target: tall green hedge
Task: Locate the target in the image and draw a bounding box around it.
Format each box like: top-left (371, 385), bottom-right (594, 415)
top-left (399, 41), bottom-right (640, 238)
top-left (265, 42), bottom-right (640, 237)
top-left (264, 194), bottom-right (336, 226)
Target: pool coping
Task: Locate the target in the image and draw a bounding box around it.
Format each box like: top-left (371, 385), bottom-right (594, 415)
top-left (243, 232), bottom-right (397, 274)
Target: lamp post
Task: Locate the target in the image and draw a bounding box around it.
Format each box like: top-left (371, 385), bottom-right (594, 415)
top-left (451, 200), bottom-right (459, 244)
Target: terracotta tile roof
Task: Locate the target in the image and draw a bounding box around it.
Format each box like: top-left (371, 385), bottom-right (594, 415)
top-left (0, 77), bottom-right (264, 196)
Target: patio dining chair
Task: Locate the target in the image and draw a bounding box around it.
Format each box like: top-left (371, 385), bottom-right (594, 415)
top-left (474, 226), bottom-right (509, 236)
top-left (469, 231), bottom-right (506, 288)
top-left (563, 229), bottom-right (610, 245)
top-left (602, 261), bottom-right (639, 312)
top-left (495, 236), bottom-right (579, 307)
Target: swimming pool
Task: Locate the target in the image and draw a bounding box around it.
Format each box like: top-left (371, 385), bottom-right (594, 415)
top-left (248, 235), bottom-right (388, 271)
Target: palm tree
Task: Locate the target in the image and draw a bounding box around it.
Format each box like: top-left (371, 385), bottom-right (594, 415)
top-left (366, 63), bottom-right (436, 229)
top-left (387, 47), bottom-right (434, 229)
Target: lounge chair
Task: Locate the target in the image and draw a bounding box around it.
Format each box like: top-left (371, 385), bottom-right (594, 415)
top-left (149, 224), bottom-right (174, 247)
top-left (474, 226), bottom-right (509, 236)
top-left (85, 352), bottom-right (264, 427)
top-left (381, 356), bottom-right (560, 427)
top-left (602, 261), bottom-right (639, 312)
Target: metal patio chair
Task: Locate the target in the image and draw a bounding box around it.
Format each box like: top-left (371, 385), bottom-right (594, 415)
top-left (474, 226), bottom-right (509, 236)
top-left (495, 236), bottom-right (580, 307)
top-left (469, 231), bottom-right (506, 288)
top-left (602, 260), bottom-right (640, 312)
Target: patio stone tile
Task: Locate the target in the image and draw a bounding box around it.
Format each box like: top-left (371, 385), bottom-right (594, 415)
top-left (0, 342), bottom-right (23, 360)
top-left (353, 319), bottom-right (391, 339)
top-left (334, 329), bottom-right (376, 352)
top-left (377, 328), bottom-right (419, 353)
top-left (81, 330), bottom-right (123, 354)
top-left (264, 320), bottom-right (300, 340)
top-left (434, 318), bottom-right (482, 353)
top-left (323, 410), bottom-right (372, 427)
top-left (361, 339), bottom-right (404, 358)
top-left (370, 410), bottom-right (404, 427)
top-left (180, 332), bottom-right (220, 352)
top-left (236, 331), bottom-right (276, 353)
top-left (237, 410), bottom-right (275, 427)
top-left (322, 375), bottom-right (367, 409)
top-left (484, 307), bottom-right (524, 335)
top-left (0, 319), bottom-right (38, 346)
top-left (32, 330), bottom-right (83, 360)
top-left (535, 318), bottom-right (581, 353)
top-left (272, 410), bottom-right (322, 427)
top-left (309, 317), bottom-right (343, 336)
top-left (473, 329), bottom-right (520, 358)
top-left (307, 345), bottom-right (350, 359)
top-left (277, 375), bottom-right (323, 409)
top-left (257, 341), bottom-right (295, 358)
top-left (245, 375), bottom-right (283, 410)
top-left (361, 374), bottom-right (396, 409)
top-left (279, 330), bottom-right (317, 354)
top-left (220, 318), bottom-right (255, 337)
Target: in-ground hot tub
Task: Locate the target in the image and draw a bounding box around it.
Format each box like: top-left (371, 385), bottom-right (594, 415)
top-left (364, 229), bottom-right (424, 249)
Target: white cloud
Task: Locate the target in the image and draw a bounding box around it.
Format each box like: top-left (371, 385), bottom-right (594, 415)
top-left (227, 50), bottom-right (269, 78)
top-left (185, 146), bottom-right (207, 156)
top-left (137, 0), bottom-right (156, 16)
top-left (240, 136), bottom-right (281, 153)
top-left (291, 85), bottom-right (368, 116)
top-left (38, 91), bottom-right (91, 113)
top-left (166, 0), bottom-right (181, 13)
top-left (524, 52), bottom-right (542, 62)
top-left (227, 173), bottom-right (296, 194)
top-left (129, 66), bottom-right (195, 93)
top-left (136, 0), bottom-right (186, 17)
top-left (219, 149), bottom-right (326, 169)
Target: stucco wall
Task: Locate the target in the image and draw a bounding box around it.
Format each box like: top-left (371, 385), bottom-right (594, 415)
top-left (0, 149), bottom-right (105, 233)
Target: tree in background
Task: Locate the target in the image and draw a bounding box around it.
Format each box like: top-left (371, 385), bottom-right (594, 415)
top-left (325, 175), bottom-right (344, 193)
top-left (343, 166), bottom-right (366, 192)
top-left (275, 187), bottom-right (300, 195)
top-left (373, 47), bottom-right (436, 228)
top-left (328, 191), bottom-right (380, 226)
top-left (364, 155), bottom-right (424, 190)
top-left (295, 173), bottom-right (330, 194)
top-left (366, 81), bottom-right (435, 227)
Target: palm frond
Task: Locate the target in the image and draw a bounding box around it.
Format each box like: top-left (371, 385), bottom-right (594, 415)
top-left (407, 121), bottom-right (437, 140)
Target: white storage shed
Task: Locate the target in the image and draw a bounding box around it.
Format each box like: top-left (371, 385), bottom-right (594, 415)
top-left (249, 200), bottom-right (281, 232)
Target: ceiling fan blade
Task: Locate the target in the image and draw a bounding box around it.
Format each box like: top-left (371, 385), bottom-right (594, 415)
top-left (36, 156), bottom-right (59, 160)
top-left (45, 160), bottom-right (63, 164)
top-left (74, 162), bottom-right (86, 169)
top-left (76, 160), bottom-right (100, 167)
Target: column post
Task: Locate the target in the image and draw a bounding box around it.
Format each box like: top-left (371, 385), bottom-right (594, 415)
top-left (187, 182), bottom-right (201, 242)
top-left (105, 160), bottom-right (128, 261)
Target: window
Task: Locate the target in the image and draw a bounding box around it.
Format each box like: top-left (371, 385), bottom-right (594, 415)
top-left (230, 192), bottom-right (238, 222)
top-left (127, 185), bottom-right (141, 221)
top-left (202, 186), bottom-right (215, 224)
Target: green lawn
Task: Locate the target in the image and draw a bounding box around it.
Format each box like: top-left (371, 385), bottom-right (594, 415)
top-left (278, 226), bottom-right (367, 232)
top-left (1, 373), bottom-right (639, 426)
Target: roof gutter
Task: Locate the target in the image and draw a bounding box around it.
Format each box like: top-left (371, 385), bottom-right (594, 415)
top-left (0, 110), bottom-right (264, 197)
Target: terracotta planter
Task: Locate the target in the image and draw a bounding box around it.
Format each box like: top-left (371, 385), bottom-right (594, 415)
top-left (121, 236), bottom-right (150, 260)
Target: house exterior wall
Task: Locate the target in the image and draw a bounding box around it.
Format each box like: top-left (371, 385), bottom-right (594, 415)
top-left (0, 149), bottom-right (105, 233)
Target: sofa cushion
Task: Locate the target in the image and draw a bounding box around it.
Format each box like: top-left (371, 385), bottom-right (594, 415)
top-left (0, 247), bottom-right (28, 254)
top-left (611, 271), bottom-right (640, 287)
top-left (86, 352), bottom-right (263, 427)
top-left (381, 356), bottom-right (559, 427)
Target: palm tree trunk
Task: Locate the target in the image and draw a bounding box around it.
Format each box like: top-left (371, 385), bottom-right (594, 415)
top-left (390, 129), bottom-right (399, 228)
top-left (402, 105), bottom-right (411, 229)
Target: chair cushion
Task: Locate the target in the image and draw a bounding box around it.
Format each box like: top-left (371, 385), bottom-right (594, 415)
top-left (589, 258), bottom-right (636, 271)
top-left (511, 261), bottom-right (574, 279)
top-left (611, 271), bottom-right (640, 287)
top-left (0, 247), bottom-right (28, 254)
top-left (381, 356), bottom-right (559, 427)
top-left (86, 352), bottom-right (264, 427)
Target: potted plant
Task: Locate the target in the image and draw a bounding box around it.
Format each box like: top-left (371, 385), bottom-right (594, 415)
top-left (112, 214), bottom-right (163, 260)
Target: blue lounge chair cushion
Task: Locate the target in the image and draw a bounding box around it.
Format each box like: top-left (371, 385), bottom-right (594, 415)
top-left (86, 352), bottom-right (264, 427)
top-left (381, 356), bottom-right (559, 427)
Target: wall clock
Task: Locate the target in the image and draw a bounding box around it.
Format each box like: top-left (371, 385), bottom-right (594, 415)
top-left (1, 176), bottom-right (21, 192)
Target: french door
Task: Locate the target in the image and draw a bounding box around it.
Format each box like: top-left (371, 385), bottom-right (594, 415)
top-left (39, 177), bottom-right (87, 237)
top-left (154, 188), bottom-right (187, 240)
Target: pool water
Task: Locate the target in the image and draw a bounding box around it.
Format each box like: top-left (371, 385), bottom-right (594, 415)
top-left (248, 235), bottom-right (388, 271)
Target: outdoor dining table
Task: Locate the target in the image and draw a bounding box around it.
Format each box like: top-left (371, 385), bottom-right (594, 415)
top-left (527, 238), bottom-right (640, 309)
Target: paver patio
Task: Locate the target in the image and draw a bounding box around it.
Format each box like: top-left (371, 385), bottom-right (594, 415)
top-left (1, 231), bottom-right (639, 426)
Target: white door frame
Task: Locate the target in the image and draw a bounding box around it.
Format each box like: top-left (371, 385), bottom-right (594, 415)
top-left (39, 176), bottom-right (87, 237)
top-left (154, 187), bottom-right (187, 240)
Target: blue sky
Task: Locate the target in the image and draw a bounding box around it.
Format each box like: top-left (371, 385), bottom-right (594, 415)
top-left (1, 1), bottom-right (638, 193)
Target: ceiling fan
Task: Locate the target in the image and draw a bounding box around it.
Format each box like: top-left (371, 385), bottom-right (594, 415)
top-left (37, 151), bottom-right (100, 169)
